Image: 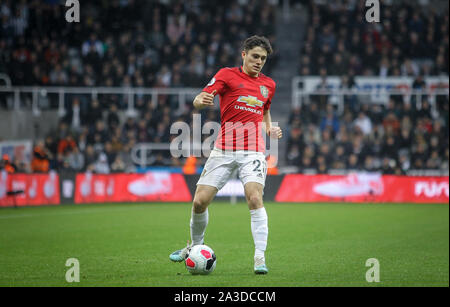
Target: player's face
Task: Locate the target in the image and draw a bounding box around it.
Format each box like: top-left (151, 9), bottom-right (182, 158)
top-left (242, 46), bottom-right (268, 77)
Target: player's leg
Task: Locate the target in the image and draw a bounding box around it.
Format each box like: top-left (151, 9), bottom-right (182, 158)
top-left (169, 184), bottom-right (218, 262)
top-left (244, 182), bottom-right (269, 274)
top-left (170, 149), bottom-right (235, 262)
top-left (190, 184), bottom-right (218, 246)
top-left (239, 152), bottom-right (269, 274)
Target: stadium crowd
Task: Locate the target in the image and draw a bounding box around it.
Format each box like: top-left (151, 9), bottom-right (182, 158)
top-left (285, 0), bottom-right (449, 174)
top-left (0, 0), bottom-right (277, 91)
top-left (0, 0), bottom-right (275, 173)
top-left (0, 0), bottom-right (448, 175)
top-left (299, 0), bottom-right (449, 77)
top-left (286, 93), bottom-right (449, 175)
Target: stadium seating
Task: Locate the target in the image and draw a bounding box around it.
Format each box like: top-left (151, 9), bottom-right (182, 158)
top-left (287, 0), bottom-right (449, 174)
top-left (0, 0), bottom-right (276, 172)
top-left (0, 0), bottom-right (448, 175)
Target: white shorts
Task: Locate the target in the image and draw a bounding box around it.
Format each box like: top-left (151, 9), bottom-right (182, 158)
top-left (197, 148), bottom-right (267, 191)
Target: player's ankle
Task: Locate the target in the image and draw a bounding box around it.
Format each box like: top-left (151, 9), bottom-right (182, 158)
top-left (255, 249), bottom-right (265, 259)
top-left (254, 249), bottom-right (265, 267)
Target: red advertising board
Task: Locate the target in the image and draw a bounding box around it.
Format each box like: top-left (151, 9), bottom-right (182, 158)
top-left (275, 174), bottom-right (449, 203)
top-left (74, 172), bottom-right (192, 204)
top-left (0, 171), bottom-right (60, 207)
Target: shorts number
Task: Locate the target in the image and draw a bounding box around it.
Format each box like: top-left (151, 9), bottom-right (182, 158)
top-left (252, 160), bottom-right (262, 173)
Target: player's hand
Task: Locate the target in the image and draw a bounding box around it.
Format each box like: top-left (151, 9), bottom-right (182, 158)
top-left (194, 90), bottom-right (216, 109)
top-left (268, 126), bottom-right (283, 139)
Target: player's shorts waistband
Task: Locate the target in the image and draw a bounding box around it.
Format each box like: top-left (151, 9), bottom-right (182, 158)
top-left (212, 147), bottom-right (264, 156)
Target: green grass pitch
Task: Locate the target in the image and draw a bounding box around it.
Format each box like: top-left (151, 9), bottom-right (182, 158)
top-left (0, 202), bottom-right (448, 287)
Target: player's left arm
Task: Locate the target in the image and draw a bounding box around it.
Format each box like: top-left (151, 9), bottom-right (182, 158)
top-left (263, 109), bottom-right (282, 139)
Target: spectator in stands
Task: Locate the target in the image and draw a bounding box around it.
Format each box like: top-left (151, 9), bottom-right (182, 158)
top-left (363, 155), bottom-right (378, 172)
top-left (425, 150), bottom-right (441, 170)
top-left (115, 143), bottom-right (136, 173)
top-left (381, 157), bottom-right (396, 174)
top-left (382, 136), bottom-right (399, 161)
top-left (430, 120), bottom-right (447, 143)
top-left (331, 144), bottom-right (347, 170)
top-left (353, 111), bottom-right (373, 137)
top-left (43, 135), bottom-right (57, 170)
top-left (107, 103), bottom-right (121, 131)
top-left (300, 155), bottom-right (315, 173)
top-left (340, 74), bottom-right (358, 112)
top-left (316, 155), bottom-right (328, 174)
top-left (417, 99), bottom-right (433, 120)
top-left (122, 117), bottom-right (138, 139)
top-left (111, 155), bottom-right (126, 173)
top-left (83, 145), bottom-right (97, 172)
top-left (320, 129), bottom-right (334, 149)
top-left (0, 154), bottom-right (17, 173)
top-left (81, 33), bottom-right (104, 58)
top-left (89, 120), bottom-right (109, 146)
top-left (411, 142), bottom-right (428, 168)
top-left (286, 126), bottom-right (305, 155)
top-left (63, 97), bottom-right (85, 133)
top-left (104, 142), bottom-right (117, 166)
top-left (94, 153), bottom-right (110, 174)
top-left (304, 124), bottom-right (321, 147)
top-left (347, 154), bottom-right (361, 172)
top-left (31, 141), bottom-right (50, 173)
top-left (441, 148), bottom-right (450, 171)
top-left (288, 106), bottom-right (302, 126)
top-left (318, 143), bottom-right (332, 163)
top-left (66, 146), bottom-right (84, 172)
top-left (398, 153), bottom-right (411, 174)
top-left (350, 136), bottom-right (371, 166)
top-left (14, 156), bottom-right (29, 173)
top-left (382, 112), bottom-right (401, 135)
top-left (182, 156), bottom-right (197, 175)
top-left (286, 144), bottom-right (302, 167)
top-left (398, 127), bottom-right (413, 154)
top-left (85, 99), bottom-right (103, 128)
top-left (319, 105), bottom-right (340, 135)
top-left (304, 103), bottom-right (320, 125)
top-left (49, 63), bottom-right (68, 85)
top-left (330, 53), bottom-right (346, 76)
top-left (57, 134), bottom-right (76, 157)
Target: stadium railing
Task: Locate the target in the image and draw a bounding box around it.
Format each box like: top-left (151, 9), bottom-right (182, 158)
top-left (291, 76), bottom-right (449, 114)
top-left (0, 74), bottom-right (11, 87)
top-left (0, 86), bottom-right (203, 116)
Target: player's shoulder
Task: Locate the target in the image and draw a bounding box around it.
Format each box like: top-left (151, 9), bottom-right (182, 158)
top-left (217, 67), bottom-right (239, 75)
top-left (214, 67), bottom-right (238, 80)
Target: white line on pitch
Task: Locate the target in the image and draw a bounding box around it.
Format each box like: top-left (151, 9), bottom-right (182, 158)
top-left (0, 205), bottom-right (151, 220)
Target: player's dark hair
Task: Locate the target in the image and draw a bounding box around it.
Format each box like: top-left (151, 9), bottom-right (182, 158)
top-left (242, 35), bottom-right (273, 56)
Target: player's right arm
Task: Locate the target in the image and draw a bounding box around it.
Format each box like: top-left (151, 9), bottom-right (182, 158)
top-left (194, 68), bottom-right (228, 110)
top-left (193, 90), bottom-right (217, 110)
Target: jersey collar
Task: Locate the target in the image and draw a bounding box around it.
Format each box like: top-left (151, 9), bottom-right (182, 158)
top-left (240, 66), bottom-right (259, 79)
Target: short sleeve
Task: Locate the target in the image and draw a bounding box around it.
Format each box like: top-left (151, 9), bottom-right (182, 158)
top-left (202, 68), bottom-right (228, 96)
top-left (264, 82), bottom-right (276, 111)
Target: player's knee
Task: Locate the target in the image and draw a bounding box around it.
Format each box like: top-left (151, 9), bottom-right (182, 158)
top-left (247, 194), bottom-right (263, 209)
top-left (193, 198), bottom-right (209, 213)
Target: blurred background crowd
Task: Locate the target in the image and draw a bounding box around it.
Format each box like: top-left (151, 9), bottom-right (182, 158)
top-left (0, 0), bottom-right (448, 175)
top-left (287, 0), bottom-right (449, 175)
top-left (299, 0), bottom-right (448, 77)
top-left (0, 0), bottom-right (275, 173)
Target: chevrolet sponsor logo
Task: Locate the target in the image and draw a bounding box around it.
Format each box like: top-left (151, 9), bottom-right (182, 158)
top-left (237, 95), bottom-right (264, 107)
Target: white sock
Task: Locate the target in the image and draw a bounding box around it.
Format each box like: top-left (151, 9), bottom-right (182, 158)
top-left (250, 207), bottom-right (268, 263)
top-left (190, 208), bottom-right (208, 246)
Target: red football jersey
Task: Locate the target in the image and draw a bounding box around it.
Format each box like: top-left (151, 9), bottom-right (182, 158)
top-left (202, 67), bottom-right (276, 152)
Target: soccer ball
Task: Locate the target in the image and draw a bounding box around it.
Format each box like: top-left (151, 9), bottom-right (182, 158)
top-left (185, 245), bottom-right (217, 275)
